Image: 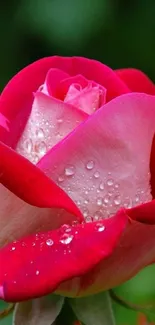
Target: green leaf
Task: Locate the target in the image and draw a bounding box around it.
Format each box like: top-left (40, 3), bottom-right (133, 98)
top-left (12, 294), bottom-right (64, 325)
top-left (69, 291), bottom-right (115, 325)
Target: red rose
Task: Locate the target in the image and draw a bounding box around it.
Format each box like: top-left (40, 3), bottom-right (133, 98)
top-left (0, 56), bottom-right (155, 302)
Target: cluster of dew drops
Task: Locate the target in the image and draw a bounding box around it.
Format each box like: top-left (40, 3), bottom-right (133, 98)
top-left (7, 222), bottom-right (105, 282)
top-left (57, 159), bottom-right (150, 223)
top-left (16, 109), bottom-right (80, 164)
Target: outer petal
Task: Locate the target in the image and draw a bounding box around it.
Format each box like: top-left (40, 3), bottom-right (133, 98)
top-left (0, 211), bottom-right (126, 302)
top-left (116, 68), bottom-right (155, 95)
top-left (0, 141), bottom-right (83, 247)
top-left (38, 93), bottom-right (154, 220)
top-left (62, 201), bottom-right (155, 297)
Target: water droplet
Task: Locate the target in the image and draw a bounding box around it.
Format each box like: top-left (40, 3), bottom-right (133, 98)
top-left (83, 208), bottom-right (89, 217)
top-left (135, 194), bottom-right (140, 203)
top-left (114, 195), bottom-right (121, 206)
top-left (85, 190), bottom-right (89, 195)
top-left (60, 233), bottom-right (73, 244)
top-left (104, 195), bottom-right (110, 204)
top-left (107, 179), bottom-right (114, 186)
top-left (36, 270), bottom-right (40, 275)
top-left (86, 160), bottom-right (94, 170)
top-left (58, 175), bottom-right (64, 183)
top-left (97, 198), bottom-right (103, 206)
top-left (93, 211), bottom-right (103, 221)
top-left (36, 128), bottom-right (44, 139)
top-left (65, 165), bottom-right (75, 176)
top-left (84, 199), bottom-right (89, 204)
top-left (99, 182), bottom-right (104, 190)
top-left (85, 216), bottom-right (93, 223)
top-left (11, 246), bottom-right (16, 251)
top-left (24, 139), bottom-right (32, 153)
top-left (35, 141), bottom-right (47, 156)
top-left (115, 183), bottom-right (119, 189)
top-left (46, 239), bottom-right (54, 246)
top-left (96, 223), bottom-right (105, 232)
top-left (33, 154), bottom-right (39, 164)
top-left (61, 224), bottom-right (72, 233)
top-left (32, 242), bottom-right (36, 246)
top-left (94, 171), bottom-right (100, 178)
top-left (123, 197), bottom-right (132, 208)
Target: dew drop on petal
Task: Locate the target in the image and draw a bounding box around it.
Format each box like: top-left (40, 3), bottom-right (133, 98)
top-left (114, 195), bottom-right (121, 206)
top-left (104, 195), bottom-right (110, 205)
top-left (46, 239), bottom-right (54, 246)
top-left (99, 182), bottom-right (104, 190)
top-left (94, 171), bottom-right (100, 178)
top-left (23, 139), bottom-right (32, 153)
top-left (86, 160), bottom-right (95, 170)
top-left (33, 154), bottom-right (39, 164)
top-left (97, 198), bottom-right (103, 206)
top-left (95, 223), bottom-right (105, 232)
top-left (35, 141), bottom-right (47, 156)
top-left (36, 270), bottom-right (40, 275)
top-left (36, 128), bottom-right (44, 139)
top-left (85, 216), bottom-right (93, 223)
top-left (107, 179), bottom-right (114, 186)
top-left (135, 194), bottom-right (140, 203)
top-left (58, 175), bottom-right (64, 183)
top-left (93, 211), bottom-right (103, 221)
top-left (60, 233), bottom-right (74, 244)
top-left (65, 165), bottom-right (75, 176)
top-left (61, 224), bottom-right (72, 233)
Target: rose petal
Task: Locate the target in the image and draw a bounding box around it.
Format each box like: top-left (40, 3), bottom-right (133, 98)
top-left (16, 92), bottom-right (88, 164)
top-left (54, 201), bottom-right (155, 297)
top-left (64, 201), bottom-right (155, 296)
top-left (64, 83), bottom-right (106, 114)
top-left (0, 185), bottom-right (79, 248)
top-left (38, 93), bottom-right (154, 221)
top-left (45, 68), bottom-right (70, 96)
top-left (0, 57), bottom-right (130, 146)
top-left (0, 142), bottom-right (83, 246)
top-left (116, 68), bottom-right (155, 95)
top-left (0, 211), bottom-right (126, 302)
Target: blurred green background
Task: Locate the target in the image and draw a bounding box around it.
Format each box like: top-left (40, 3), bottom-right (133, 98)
top-left (1, 0), bottom-right (155, 324)
top-left (1, 0), bottom-right (155, 90)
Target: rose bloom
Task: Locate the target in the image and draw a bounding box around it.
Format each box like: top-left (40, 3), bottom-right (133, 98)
top-left (0, 56), bottom-right (155, 302)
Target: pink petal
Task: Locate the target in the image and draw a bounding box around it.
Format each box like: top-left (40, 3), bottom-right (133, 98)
top-left (116, 68), bottom-right (155, 95)
top-left (57, 75), bottom-right (89, 100)
top-left (45, 68), bottom-right (70, 96)
top-left (16, 92), bottom-right (88, 164)
top-left (64, 83), bottom-right (106, 114)
top-left (0, 182), bottom-right (83, 248)
top-left (0, 211), bottom-right (126, 301)
top-left (38, 93), bottom-right (154, 221)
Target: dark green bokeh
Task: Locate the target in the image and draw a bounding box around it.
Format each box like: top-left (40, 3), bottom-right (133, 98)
top-left (1, 0), bottom-right (155, 324)
top-left (1, 0), bottom-right (155, 90)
